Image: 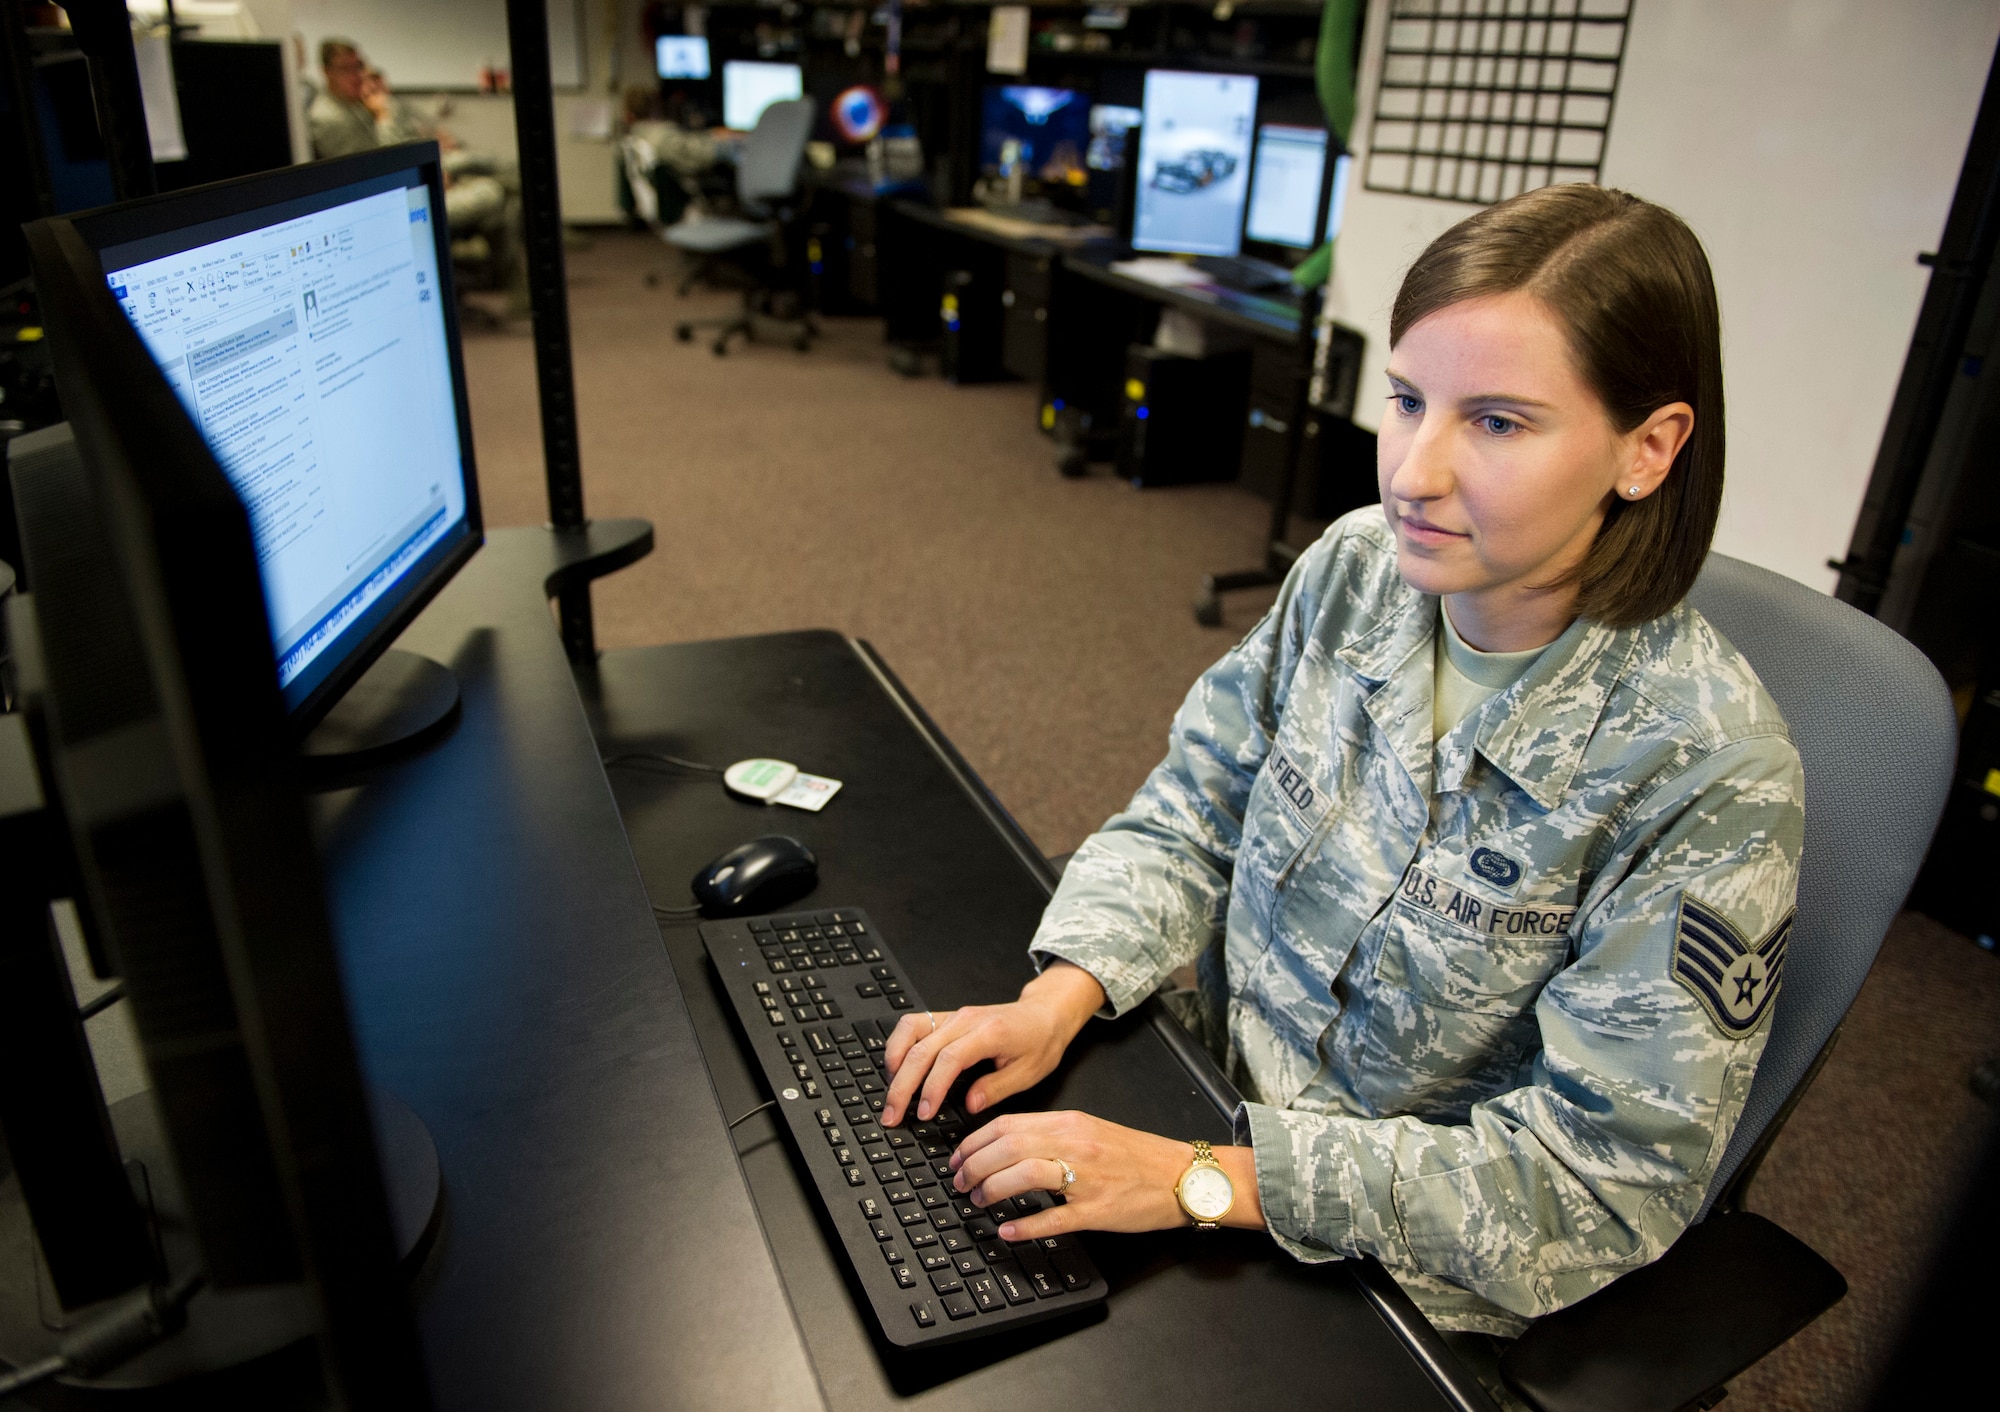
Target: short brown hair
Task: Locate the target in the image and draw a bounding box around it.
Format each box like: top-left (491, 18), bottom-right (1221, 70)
top-left (321, 38), bottom-right (362, 70)
top-left (1390, 185), bottom-right (1724, 627)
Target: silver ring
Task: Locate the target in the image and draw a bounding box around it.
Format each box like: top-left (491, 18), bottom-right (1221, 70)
top-left (1053, 1157), bottom-right (1076, 1197)
top-left (927, 1011), bottom-right (938, 1036)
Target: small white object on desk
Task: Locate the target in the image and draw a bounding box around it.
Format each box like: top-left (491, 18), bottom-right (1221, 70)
top-left (723, 758), bottom-right (845, 811)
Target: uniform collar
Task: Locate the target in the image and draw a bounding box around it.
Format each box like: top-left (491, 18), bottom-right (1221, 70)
top-left (1336, 584), bottom-right (1638, 814)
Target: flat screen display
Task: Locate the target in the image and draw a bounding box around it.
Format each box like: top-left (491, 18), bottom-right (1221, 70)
top-left (99, 168), bottom-right (473, 711)
top-left (722, 60), bottom-right (804, 132)
top-left (979, 86), bottom-right (1089, 181)
top-left (1132, 70), bottom-right (1258, 258)
top-left (655, 35), bottom-right (711, 80)
top-left (1325, 151), bottom-right (1354, 241)
top-left (1245, 124), bottom-right (1326, 249)
top-left (1086, 103), bottom-right (1142, 172)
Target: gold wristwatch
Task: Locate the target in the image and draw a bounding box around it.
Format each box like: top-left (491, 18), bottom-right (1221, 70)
top-left (1174, 1140), bottom-right (1235, 1229)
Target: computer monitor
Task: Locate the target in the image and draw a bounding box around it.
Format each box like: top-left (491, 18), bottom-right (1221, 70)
top-left (1244, 123), bottom-right (1327, 251)
top-left (655, 34), bottom-right (711, 80)
top-left (63, 145), bottom-right (482, 736)
top-left (979, 86), bottom-right (1090, 182)
top-left (14, 202), bottom-right (431, 1402)
top-left (722, 60), bottom-right (804, 133)
top-left (1131, 69), bottom-right (1259, 258)
top-left (1325, 150), bottom-right (1355, 242)
top-left (1086, 103), bottom-right (1142, 172)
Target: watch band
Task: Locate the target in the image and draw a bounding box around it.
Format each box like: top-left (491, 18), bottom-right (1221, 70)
top-left (1178, 1139), bottom-right (1229, 1230)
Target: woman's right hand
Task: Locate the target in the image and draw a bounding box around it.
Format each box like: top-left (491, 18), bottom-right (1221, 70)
top-left (880, 960), bottom-right (1107, 1127)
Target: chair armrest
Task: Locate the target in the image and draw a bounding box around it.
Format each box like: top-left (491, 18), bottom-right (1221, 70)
top-left (1499, 1211), bottom-right (1845, 1412)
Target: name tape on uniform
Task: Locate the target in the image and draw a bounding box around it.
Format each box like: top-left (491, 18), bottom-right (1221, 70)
top-left (1398, 865), bottom-right (1576, 939)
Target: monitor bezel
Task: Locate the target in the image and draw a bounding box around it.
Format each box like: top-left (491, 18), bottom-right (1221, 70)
top-left (62, 143), bottom-right (485, 738)
top-left (1240, 121), bottom-right (1332, 266)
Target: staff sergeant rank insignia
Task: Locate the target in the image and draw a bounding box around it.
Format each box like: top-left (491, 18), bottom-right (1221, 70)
top-left (1672, 895), bottom-right (1790, 1037)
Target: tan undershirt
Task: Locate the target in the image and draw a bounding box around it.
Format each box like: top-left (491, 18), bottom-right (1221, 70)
top-left (1432, 603), bottom-right (1548, 740)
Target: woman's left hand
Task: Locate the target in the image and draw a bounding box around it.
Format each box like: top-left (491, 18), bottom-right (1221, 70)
top-left (948, 1110), bottom-right (1262, 1240)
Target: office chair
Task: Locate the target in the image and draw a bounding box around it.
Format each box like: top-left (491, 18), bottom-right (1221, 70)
top-left (659, 97), bottom-right (818, 356)
top-left (1497, 552), bottom-right (1958, 1412)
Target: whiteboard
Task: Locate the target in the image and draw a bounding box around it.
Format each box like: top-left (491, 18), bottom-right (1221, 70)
top-left (295, 0), bottom-right (583, 92)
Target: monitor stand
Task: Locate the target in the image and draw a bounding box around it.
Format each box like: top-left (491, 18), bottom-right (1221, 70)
top-left (0, 1088), bottom-right (441, 1391)
top-left (300, 649), bottom-right (461, 782)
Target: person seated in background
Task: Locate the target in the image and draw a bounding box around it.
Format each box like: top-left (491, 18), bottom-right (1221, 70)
top-left (308, 37), bottom-right (519, 300)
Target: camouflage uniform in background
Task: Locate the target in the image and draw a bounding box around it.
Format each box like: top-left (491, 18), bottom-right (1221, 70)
top-left (1029, 506), bottom-right (1804, 1335)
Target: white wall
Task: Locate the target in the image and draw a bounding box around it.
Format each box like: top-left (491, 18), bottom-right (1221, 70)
top-left (1326, 0), bottom-right (2000, 592)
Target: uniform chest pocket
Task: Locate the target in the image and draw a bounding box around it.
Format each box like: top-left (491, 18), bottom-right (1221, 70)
top-left (1373, 897), bottom-right (1574, 1015)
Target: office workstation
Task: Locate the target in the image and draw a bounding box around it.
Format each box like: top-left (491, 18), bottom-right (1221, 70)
top-left (3, 2), bottom-right (2000, 1410)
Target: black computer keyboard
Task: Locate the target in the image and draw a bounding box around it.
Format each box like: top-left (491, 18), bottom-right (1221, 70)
top-left (700, 907), bottom-right (1106, 1348)
top-left (1191, 253), bottom-right (1296, 292)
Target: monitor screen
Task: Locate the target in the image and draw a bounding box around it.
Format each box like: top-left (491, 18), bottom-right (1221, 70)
top-left (1086, 103), bottom-right (1142, 172)
top-left (1132, 70), bottom-right (1258, 258)
top-left (1325, 151), bottom-right (1354, 241)
top-left (1245, 124), bottom-right (1326, 249)
top-left (722, 60), bottom-right (804, 132)
top-left (979, 86), bottom-right (1090, 182)
top-left (655, 35), bottom-right (711, 80)
top-left (93, 160), bottom-right (476, 716)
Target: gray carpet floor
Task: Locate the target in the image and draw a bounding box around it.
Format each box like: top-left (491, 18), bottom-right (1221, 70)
top-left (460, 230), bottom-right (2000, 1409)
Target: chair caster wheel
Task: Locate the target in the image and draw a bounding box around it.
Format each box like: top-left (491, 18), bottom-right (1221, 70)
top-left (675, 325), bottom-right (693, 342)
top-left (712, 341), bottom-right (729, 357)
top-left (1057, 449), bottom-right (1088, 479)
top-left (795, 336), bottom-right (811, 352)
top-left (1193, 593), bottom-right (1223, 628)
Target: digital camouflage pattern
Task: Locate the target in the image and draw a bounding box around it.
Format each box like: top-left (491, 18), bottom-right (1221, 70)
top-left (1029, 507), bottom-right (1804, 1334)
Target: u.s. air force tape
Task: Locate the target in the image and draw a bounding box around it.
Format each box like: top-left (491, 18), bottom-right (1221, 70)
top-left (1397, 866), bottom-right (1576, 938)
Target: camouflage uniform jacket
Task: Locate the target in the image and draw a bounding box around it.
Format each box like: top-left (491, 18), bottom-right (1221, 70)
top-left (1029, 507), bottom-right (1804, 1334)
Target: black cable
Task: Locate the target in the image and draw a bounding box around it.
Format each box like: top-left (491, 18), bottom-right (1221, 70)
top-left (78, 983), bottom-right (125, 1023)
top-left (727, 1099), bottom-right (778, 1129)
top-left (0, 1270), bottom-right (204, 1396)
top-left (602, 751), bottom-right (725, 776)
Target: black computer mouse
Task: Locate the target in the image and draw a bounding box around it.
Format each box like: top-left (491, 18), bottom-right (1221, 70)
top-left (691, 835), bottom-right (819, 915)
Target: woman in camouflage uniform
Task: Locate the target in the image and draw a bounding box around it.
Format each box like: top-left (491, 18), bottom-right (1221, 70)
top-left (881, 185), bottom-right (1803, 1337)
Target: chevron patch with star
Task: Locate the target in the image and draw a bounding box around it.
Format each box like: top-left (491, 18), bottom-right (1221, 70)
top-left (1671, 895), bottom-right (1790, 1038)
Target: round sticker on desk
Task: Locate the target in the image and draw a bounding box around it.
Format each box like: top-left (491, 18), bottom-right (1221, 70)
top-left (724, 758), bottom-right (800, 802)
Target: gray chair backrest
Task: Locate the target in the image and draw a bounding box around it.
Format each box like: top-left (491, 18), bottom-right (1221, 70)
top-left (737, 97), bottom-right (814, 205)
top-left (1685, 553), bottom-right (1957, 1214)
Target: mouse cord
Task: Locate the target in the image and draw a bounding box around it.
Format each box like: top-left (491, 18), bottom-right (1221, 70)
top-left (652, 902), bottom-right (704, 921)
top-left (727, 1099), bottom-right (778, 1129)
top-left (602, 752), bottom-right (725, 776)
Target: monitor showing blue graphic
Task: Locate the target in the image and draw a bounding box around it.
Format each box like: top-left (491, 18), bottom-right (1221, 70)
top-left (98, 163), bottom-right (475, 713)
top-left (1132, 70), bottom-right (1259, 257)
top-left (1245, 123), bottom-right (1326, 249)
top-left (655, 35), bottom-right (711, 80)
top-left (722, 60), bottom-right (804, 132)
top-left (979, 86), bottom-right (1090, 180)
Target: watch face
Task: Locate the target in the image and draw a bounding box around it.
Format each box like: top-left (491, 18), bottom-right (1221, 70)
top-left (1181, 1163), bottom-right (1233, 1221)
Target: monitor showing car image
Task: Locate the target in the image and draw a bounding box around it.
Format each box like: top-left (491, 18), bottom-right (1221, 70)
top-left (1131, 70), bottom-right (1259, 257)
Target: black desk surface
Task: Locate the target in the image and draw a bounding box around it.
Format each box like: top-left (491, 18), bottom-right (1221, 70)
top-left (582, 628), bottom-right (1477, 1411)
top-left (1062, 250), bottom-right (1309, 342)
top-left (313, 530), bottom-right (821, 1410)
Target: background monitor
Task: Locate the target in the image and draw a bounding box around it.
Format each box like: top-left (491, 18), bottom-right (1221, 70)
top-left (1244, 123), bottom-right (1327, 250)
top-left (979, 86), bottom-right (1090, 181)
top-left (69, 146), bottom-right (483, 733)
top-left (722, 60), bottom-right (804, 132)
top-left (1086, 103), bottom-right (1142, 171)
top-left (1325, 150), bottom-right (1354, 241)
top-left (655, 34), bottom-right (711, 80)
top-left (1131, 70), bottom-right (1259, 258)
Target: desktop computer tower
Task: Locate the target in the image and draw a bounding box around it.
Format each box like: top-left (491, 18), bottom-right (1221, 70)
top-left (940, 265), bottom-right (1008, 385)
top-left (1116, 344), bottom-right (1250, 488)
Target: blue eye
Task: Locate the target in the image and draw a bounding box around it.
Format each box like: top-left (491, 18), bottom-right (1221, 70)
top-left (1393, 394), bottom-right (1422, 416)
top-left (1480, 414), bottom-right (1518, 435)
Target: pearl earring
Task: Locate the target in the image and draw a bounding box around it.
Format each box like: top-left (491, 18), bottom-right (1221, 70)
top-left (1627, 486), bottom-right (1641, 497)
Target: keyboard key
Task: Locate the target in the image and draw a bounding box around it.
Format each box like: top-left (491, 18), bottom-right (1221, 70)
top-left (889, 995), bottom-right (914, 1010)
top-left (792, 1062), bottom-right (811, 1081)
top-left (819, 1002), bottom-right (844, 1019)
top-left (953, 1200), bottom-right (982, 1221)
top-left (898, 1208), bottom-right (930, 1228)
top-left (871, 965), bottom-right (896, 980)
top-left (801, 1079), bottom-right (820, 1099)
top-left (920, 1251), bottom-right (952, 1272)
top-left (823, 1125), bottom-right (843, 1144)
top-left (875, 1167), bottom-right (906, 1186)
top-left (858, 1196), bottom-right (884, 1221)
top-left (816, 1109), bottom-right (836, 1128)
top-left (941, 1231), bottom-right (974, 1255)
top-left (882, 981), bottom-right (904, 996)
top-left (863, 1035), bottom-right (885, 1052)
top-left (791, 1006), bottom-right (815, 1022)
top-left (801, 973), bottom-right (824, 989)
top-left (842, 1045), bottom-right (870, 1063)
top-left (870, 1221), bottom-right (894, 1242)
top-left (921, 1141), bottom-right (950, 1160)
top-left (886, 1131), bottom-right (913, 1150)
top-left (1014, 1243), bottom-right (1060, 1297)
top-left (1050, 1250), bottom-right (1091, 1291)
top-left (778, 1030), bottom-right (797, 1047)
top-left (941, 1291), bottom-right (978, 1321)
top-left (919, 1191), bottom-right (951, 1211)
top-left (966, 1217), bottom-right (999, 1241)
top-left (885, 1187), bottom-right (917, 1205)
top-left (845, 1167), bottom-right (866, 1187)
top-left (882, 1245), bottom-right (905, 1265)
top-left (864, 1146), bottom-right (894, 1165)
top-left (857, 1078), bottom-right (883, 1095)
top-left (911, 1300), bottom-right (936, 1328)
top-left (857, 982), bottom-right (881, 998)
top-left (868, 1097), bottom-right (886, 1113)
top-left (833, 1147), bottom-right (853, 1166)
top-left (779, 976), bottom-right (800, 992)
top-left (929, 1270), bottom-right (963, 1296)
top-left (909, 1230), bottom-right (938, 1248)
top-left (827, 1074), bottom-right (855, 1091)
top-left (967, 1274), bottom-right (1003, 1312)
top-left (851, 1125), bottom-right (884, 1146)
top-left (906, 1169), bottom-right (935, 1189)
top-left (816, 1056), bottom-right (845, 1074)
top-left (861, 946), bottom-right (884, 962)
top-left (929, 1211), bottom-right (961, 1231)
top-left (806, 1030), bottom-right (832, 1055)
top-left (895, 1265), bottom-right (918, 1289)
top-left (766, 1010), bottom-right (787, 1026)
top-left (753, 981), bottom-right (771, 996)
top-left (768, 959), bottom-right (791, 973)
top-left (835, 950), bottom-right (862, 965)
top-left (953, 1253), bottom-right (981, 1277)
top-left (978, 1241), bottom-right (1011, 1265)
top-left (930, 1162), bottom-right (954, 1181)
top-left (839, 1091), bottom-right (866, 1112)
top-left (829, 1023), bottom-right (858, 1044)
top-left (785, 945), bottom-right (809, 958)
top-left (992, 1265), bottom-right (1036, 1305)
